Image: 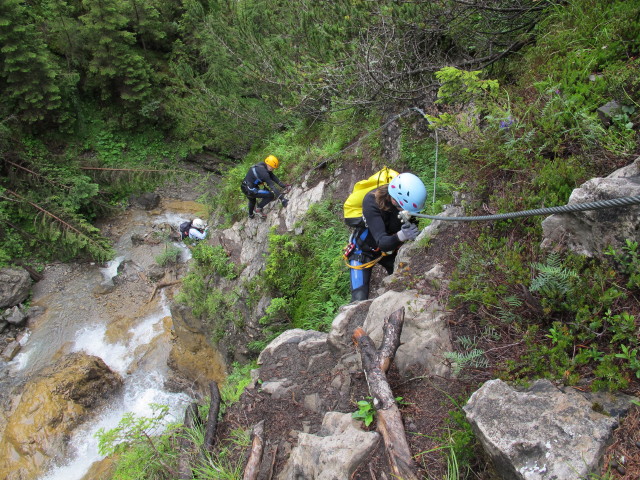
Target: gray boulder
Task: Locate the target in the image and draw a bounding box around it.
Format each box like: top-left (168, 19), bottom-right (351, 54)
top-left (278, 411), bottom-right (379, 480)
top-left (464, 379), bottom-right (620, 480)
top-left (1, 340), bottom-right (21, 361)
top-left (258, 329), bottom-right (328, 365)
top-left (596, 100), bottom-right (622, 127)
top-left (361, 290), bottom-right (452, 375)
top-left (541, 158), bottom-right (640, 257)
top-left (129, 192), bottom-right (161, 210)
top-left (4, 305), bottom-right (27, 326)
top-left (327, 301), bottom-right (373, 353)
top-left (0, 268), bottom-right (31, 309)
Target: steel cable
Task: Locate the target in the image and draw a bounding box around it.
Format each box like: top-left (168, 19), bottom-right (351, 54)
top-left (409, 195), bottom-right (640, 222)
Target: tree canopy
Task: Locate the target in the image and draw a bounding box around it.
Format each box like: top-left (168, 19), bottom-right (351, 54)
top-left (0, 0), bottom-right (627, 264)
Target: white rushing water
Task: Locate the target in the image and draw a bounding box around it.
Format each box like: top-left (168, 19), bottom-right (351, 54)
top-left (99, 255), bottom-right (126, 283)
top-left (3, 201), bottom-right (212, 480)
top-left (41, 291), bottom-right (191, 480)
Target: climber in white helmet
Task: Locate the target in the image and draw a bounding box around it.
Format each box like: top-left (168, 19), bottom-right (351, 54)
top-left (188, 218), bottom-right (208, 241)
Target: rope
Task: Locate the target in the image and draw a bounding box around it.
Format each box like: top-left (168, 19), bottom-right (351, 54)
top-left (344, 255), bottom-right (383, 269)
top-left (343, 251), bottom-right (390, 270)
top-left (408, 195), bottom-right (640, 222)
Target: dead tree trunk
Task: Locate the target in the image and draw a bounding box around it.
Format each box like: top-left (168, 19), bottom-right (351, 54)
top-left (242, 420), bottom-right (265, 480)
top-left (13, 260), bottom-right (44, 281)
top-left (203, 381), bottom-right (221, 452)
top-left (352, 307), bottom-right (419, 480)
top-left (147, 280), bottom-right (180, 302)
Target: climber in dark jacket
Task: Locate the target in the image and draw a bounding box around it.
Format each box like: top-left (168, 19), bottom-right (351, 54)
top-left (241, 155), bottom-right (290, 219)
top-left (348, 173), bottom-right (427, 302)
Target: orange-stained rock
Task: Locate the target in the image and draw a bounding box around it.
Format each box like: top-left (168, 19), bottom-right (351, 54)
top-left (0, 352), bottom-right (122, 480)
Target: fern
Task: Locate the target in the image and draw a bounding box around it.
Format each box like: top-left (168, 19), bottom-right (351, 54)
top-left (530, 253), bottom-right (578, 298)
top-left (458, 336), bottom-right (476, 350)
top-left (496, 295), bottom-right (523, 324)
top-left (445, 335), bottom-right (489, 376)
top-left (444, 349), bottom-right (488, 376)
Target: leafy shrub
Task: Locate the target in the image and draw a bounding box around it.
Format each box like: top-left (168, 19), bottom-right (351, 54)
top-left (512, 252), bottom-right (636, 391)
top-left (155, 244), bottom-right (181, 267)
top-left (96, 404), bottom-right (180, 479)
top-left (190, 243), bottom-right (238, 279)
top-left (176, 244), bottom-right (244, 342)
top-left (219, 361), bottom-right (257, 416)
top-left (263, 200), bottom-right (351, 331)
top-left (606, 239), bottom-right (640, 289)
top-left (352, 398), bottom-right (376, 427)
top-left (449, 233), bottom-right (530, 317)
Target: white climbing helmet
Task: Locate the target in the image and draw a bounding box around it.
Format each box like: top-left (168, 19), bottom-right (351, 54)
top-left (192, 218), bottom-right (206, 230)
top-left (388, 173), bottom-right (427, 213)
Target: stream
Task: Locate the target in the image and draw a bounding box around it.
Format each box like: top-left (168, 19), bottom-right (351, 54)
top-left (4, 199), bottom-right (226, 480)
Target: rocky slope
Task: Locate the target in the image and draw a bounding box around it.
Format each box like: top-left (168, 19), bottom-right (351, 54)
top-left (182, 158), bottom-right (640, 478)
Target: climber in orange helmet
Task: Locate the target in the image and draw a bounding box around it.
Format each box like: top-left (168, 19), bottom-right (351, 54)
top-left (240, 155), bottom-right (291, 219)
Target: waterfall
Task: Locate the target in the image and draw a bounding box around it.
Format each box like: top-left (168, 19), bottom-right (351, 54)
top-left (41, 291), bottom-right (191, 480)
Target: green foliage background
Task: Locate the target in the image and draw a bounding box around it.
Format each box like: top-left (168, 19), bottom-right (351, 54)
top-left (1, 0), bottom-right (640, 478)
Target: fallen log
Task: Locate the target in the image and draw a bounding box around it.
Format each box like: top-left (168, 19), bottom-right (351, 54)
top-left (242, 420), bottom-right (265, 480)
top-left (352, 307), bottom-right (419, 480)
top-left (267, 445), bottom-right (278, 480)
top-left (203, 381), bottom-right (221, 451)
top-left (147, 280), bottom-right (181, 302)
top-left (13, 260), bottom-right (44, 282)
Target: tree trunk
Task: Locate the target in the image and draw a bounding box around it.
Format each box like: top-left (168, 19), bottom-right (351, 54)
top-left (352, 307), bottom-right (419, 480)
top-left (147, 280), bottom-right (181, 302)
top-left (203, 381), bottom-right (221, 451)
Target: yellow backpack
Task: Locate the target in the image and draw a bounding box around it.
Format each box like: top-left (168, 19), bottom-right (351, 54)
top-left (343, 167), bottom-right (398, 228)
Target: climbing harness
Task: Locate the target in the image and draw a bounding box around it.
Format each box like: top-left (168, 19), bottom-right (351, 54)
top-left (405, 195), bottom-right (640, 222)
top-left (343, 227), bottom-right (393, 270)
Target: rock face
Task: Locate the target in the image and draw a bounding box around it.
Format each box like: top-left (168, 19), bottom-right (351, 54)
top-left (0, 268), bottom-right (32, 309)
top-left (168, 304), bottom-right (227, 396)
top-left (221, 178), bottom-right (327, 281)
top-left (278, 411), bottom-right (380, 480)
top-left (0, 352), bottom-right (123, 480)
top-left (464, 379), bottom-right (620, 480)
top-left (541, 158), bottom-right (640, 256)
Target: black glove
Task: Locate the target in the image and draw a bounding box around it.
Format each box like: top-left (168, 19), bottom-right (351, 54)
top-left (397, 223), bottom-right (419, 242)
top-left (281, 198), bottom-right (289, 208)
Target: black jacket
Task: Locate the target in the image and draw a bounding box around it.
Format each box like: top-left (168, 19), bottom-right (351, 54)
top-left (243, 162), bottom-right (284, 196)
top-left (361, 189), bottom-right (403, 252)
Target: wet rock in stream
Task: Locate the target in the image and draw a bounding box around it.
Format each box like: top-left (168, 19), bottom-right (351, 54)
top-left (0, 352), bottom-right (123, 480)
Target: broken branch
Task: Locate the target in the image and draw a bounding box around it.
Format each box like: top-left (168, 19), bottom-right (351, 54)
top-left (352, 307), bottom-right (419, 480)
top-left (242, 420), bottom-right (265, 480)
top-left (147, 280), bottom-right (181, 302)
